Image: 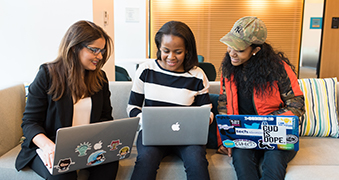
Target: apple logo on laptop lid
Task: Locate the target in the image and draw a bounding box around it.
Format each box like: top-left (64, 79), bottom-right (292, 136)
top-left (171, 122), bottom-right (180, 131)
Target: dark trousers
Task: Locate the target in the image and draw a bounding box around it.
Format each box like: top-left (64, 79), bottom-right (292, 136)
top-left (29, 154), bottom-right (119, 180)
top-left (232, 148), bottom-right (297, 180)
top-left (130, 131), bottom-right (210, 180)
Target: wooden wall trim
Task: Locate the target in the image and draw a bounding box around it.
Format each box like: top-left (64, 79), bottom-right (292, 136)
top-left (319, 0), bottom-right (339, 78)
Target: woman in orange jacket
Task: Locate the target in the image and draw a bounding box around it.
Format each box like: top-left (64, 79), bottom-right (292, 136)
top-left (217, 16), bottom-right (305, 180)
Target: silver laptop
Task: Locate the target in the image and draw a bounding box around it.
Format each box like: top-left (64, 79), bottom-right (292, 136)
top-left (142, 106), bottom-right (210, 146)
top-left (36, 117), bottom-right (139, 175)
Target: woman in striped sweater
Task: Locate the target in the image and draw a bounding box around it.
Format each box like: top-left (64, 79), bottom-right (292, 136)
top-left (127, 21), bottom-right (212, 180)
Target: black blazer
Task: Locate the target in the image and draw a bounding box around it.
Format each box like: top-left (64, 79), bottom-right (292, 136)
top-left (15, 64), bottom-right (113, 171)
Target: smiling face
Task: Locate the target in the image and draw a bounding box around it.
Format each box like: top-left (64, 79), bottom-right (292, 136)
top-left (227, 46), bottom-right (261, 66)
top-left (157, 34), bottom-right (187, 72)
top-left (79, 37), bottom-right (106, 71)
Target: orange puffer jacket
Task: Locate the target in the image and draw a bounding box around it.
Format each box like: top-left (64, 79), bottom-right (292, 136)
top-left (216, 61), bottom-right (305, 147)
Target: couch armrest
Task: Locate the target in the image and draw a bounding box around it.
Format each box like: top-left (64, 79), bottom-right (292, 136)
top-left (0, 84), bottom-right (26, 156)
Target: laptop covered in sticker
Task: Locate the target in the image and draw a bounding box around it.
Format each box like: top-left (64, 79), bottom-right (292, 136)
top-left (216, 115), bottom-right (299, 151)
top-left (142, 106), bottom-right (210, 146)
top-left (36, 117), bottom-right (139, 175)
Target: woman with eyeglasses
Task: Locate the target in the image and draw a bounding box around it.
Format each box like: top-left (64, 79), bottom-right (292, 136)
top-left (15, 20), bottom-right (118, 180)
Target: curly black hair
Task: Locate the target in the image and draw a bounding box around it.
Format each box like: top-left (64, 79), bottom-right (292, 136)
top-left (220, 42), bottom-right (296, 97)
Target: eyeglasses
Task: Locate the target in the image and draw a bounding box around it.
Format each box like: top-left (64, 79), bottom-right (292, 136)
top-left (83, 45), bottom-right (106, 55)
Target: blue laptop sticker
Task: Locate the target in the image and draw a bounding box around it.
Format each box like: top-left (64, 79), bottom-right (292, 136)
top-left (244, 122), bottom-right (260, 129)
top-left (87, 150), bottom-right (106, 166)
top-left (222, 140), bottom-right (235, 148)
top-left (216, 115), bottom-right (299, 151)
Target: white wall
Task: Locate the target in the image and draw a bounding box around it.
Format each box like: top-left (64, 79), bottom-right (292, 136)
top-left (300, 0), bottom-right (324, 68)
top-left (114, 0), bottom-right (146, 60)
top-left (0, 0), bottom-right (93, 89)
top-left (113, 0), bottom-right (147, 80)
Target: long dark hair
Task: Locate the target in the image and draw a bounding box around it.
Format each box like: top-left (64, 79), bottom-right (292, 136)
top-left (47, 20), bottom-right (113, 102)
top-left (221, 42), bottom-right (296, 97)
top-left (155, 21), bottom-right (198, 72)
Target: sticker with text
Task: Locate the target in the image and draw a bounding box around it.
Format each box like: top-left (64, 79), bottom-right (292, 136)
top-left (233, 139), bottom-right (257, 149)
top-left (277, 143), bottom-right (295, 150)
top-left (235, 128), bottom-right (262, 136)
top-left (277, 117), bottom-right (294, 129)
top-left (222, 140), bottom-right (235, 148)
top-left (229, 119), bottom-right (241, 127)
top-left (262, 125), bottom-right (286, 144)
top-left (286, 134), bottom-right (298, 144)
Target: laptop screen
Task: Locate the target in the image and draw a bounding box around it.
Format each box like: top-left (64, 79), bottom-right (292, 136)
top-left (216, 115), bottom-right (299, 151)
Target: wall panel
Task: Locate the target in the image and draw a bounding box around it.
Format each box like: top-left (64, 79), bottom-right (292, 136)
top-left (319, 0), bottom-right (339, 78)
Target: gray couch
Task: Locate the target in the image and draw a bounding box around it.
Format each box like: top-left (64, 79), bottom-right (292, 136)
top-left (1, 81), bottom-right (339, 180)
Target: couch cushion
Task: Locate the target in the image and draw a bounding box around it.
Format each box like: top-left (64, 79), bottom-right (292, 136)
top-left (0, 145), bottom-right (43, 180)
top-left (0, 84), bottom-right (26, 156)
top-left (285, 166), bottom-right (339, 180)
top-left (289, 137), bottom-right (339, 165)
top-left (298, 78), bottom-right (339, 137)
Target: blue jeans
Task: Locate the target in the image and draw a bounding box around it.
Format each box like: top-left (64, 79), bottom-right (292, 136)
top-left (232, 148), bottom-right (297, 180)
top-left (130, 131), bottom-right (210, 180)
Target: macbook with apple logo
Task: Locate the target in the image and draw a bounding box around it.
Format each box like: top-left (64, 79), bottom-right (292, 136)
top-left (35, 117), bottom-right (140, 175)
top-left (141, 106), bottom-right (211, 146)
